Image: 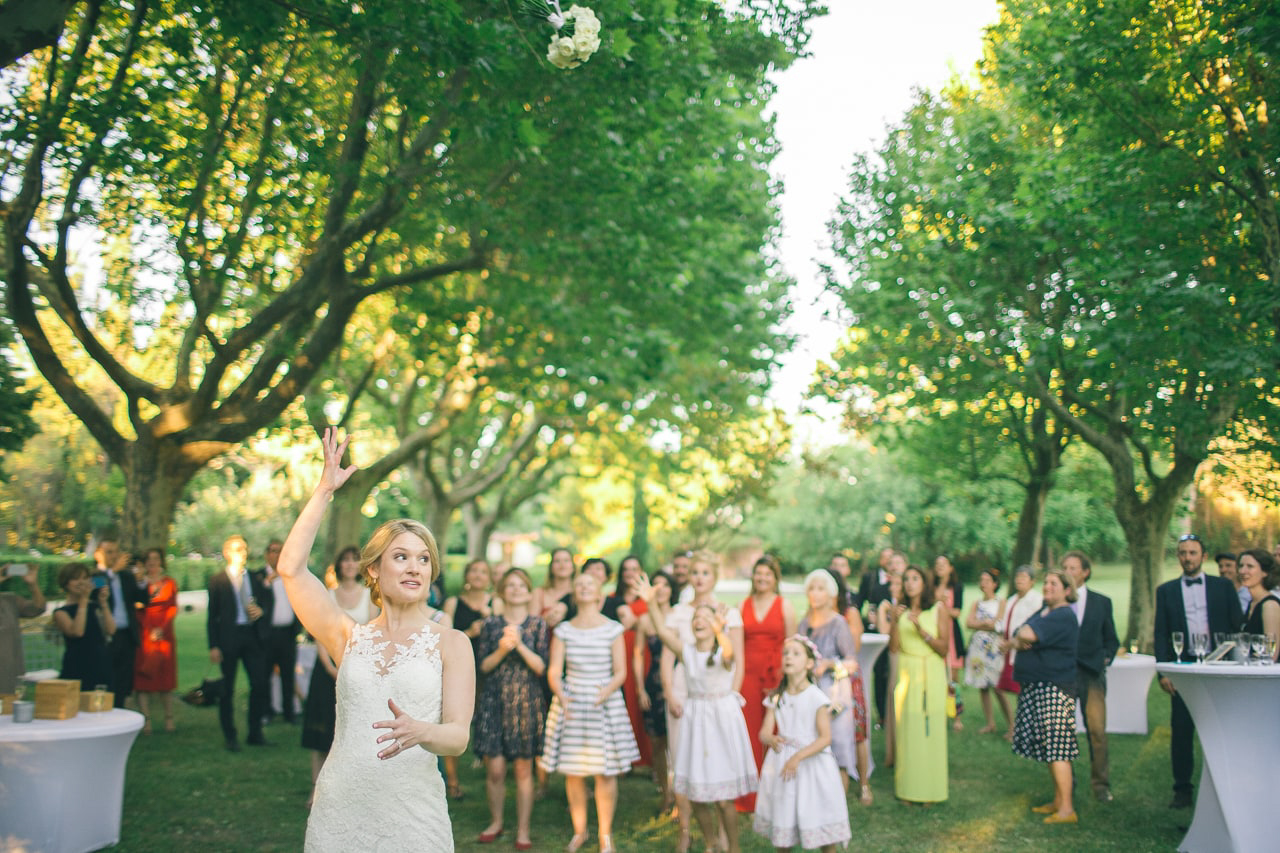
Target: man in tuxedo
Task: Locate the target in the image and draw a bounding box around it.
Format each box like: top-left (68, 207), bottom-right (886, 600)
top-left (860, 548), bottom-right (899, 725)
top-left (260, 538), bottom-right (300, 724)
top-left (829, 552), bottom-right (861, 612)
top-left (1154, 533), bottom-right (1244, 808)
top-left (1062, 550), bottom-right (1119, 802)
top-left (207, 534), bottom-right (273, 751)
top-left (94, 538), bottom-right (148, 708)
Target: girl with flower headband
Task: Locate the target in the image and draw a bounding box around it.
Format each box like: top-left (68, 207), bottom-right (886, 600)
top-left (638, 580), bottom-right (757, 853)
top-left (753, 635), bottom-right (852, 852)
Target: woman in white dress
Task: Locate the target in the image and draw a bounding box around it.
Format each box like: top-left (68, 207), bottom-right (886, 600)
top-left (659, 552), bottom-right (745, 852)
top-left (753, 635), bottom-right (851, 852)
top-left (277, 429), bottom-right (475, 852)
top-left (646, 597), bottom-right (757, 853)
top-left (540, 572), bottom-right (639, 853)
top-left (963, 568), bottom-right (1013, 735)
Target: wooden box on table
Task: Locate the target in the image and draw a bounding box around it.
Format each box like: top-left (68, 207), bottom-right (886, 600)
top-left (34, 678), bottom-right (81, 719)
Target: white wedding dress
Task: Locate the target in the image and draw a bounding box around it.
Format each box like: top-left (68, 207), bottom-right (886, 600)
top-left (305, 622), bottom-right (452, 852)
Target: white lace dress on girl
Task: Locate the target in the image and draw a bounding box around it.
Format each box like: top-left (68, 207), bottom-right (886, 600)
top-left (671, 643), bottom-right (758, 802)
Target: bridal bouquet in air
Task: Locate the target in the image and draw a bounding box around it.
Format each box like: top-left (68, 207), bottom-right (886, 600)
top-left (524, 1), bottom-right (603, 69)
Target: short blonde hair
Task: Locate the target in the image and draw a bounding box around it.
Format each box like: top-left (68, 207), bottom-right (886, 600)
top-left (361, 519), bottom-right (441, 608)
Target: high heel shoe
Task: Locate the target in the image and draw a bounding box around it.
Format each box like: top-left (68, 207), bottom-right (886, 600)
top-left (599, 835), bottom-right (615, 853)
top-left (566, 832), bottom-right (589, 853)
top-left (475, 828), bottom-right (503, 843)
top-left (860, 783), bottom-right (873, 806)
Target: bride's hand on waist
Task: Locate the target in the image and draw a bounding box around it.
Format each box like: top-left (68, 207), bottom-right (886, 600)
top-left (373, 697), bottom-right (428, 760)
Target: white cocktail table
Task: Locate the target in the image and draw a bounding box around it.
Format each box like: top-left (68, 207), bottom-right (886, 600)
top-left (0, 708), bottom-right (144, 852)
top-left (1157, 662), bottom-right (1280, 853)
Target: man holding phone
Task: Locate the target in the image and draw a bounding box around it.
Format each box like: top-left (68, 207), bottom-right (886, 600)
top-left (94, 538), bottom-right (148, 708)
top-left (1, 562), bottom-right (47, 693)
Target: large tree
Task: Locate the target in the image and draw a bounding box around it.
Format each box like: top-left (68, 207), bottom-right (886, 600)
top-left (0, 0), bottom-right (818, 550)
top-left (827, 73), bottom-right (1271, 647)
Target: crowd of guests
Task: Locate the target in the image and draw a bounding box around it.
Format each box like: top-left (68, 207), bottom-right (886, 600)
top-left (5, 525), bottom-right (1280, 849)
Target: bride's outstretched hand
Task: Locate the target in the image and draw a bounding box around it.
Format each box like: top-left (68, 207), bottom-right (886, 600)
top-left (373, 698), bottom-right (423, 760)
top-left (319, 428), bottom-right (359, 493)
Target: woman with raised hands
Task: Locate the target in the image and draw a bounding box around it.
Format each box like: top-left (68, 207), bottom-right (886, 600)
top-left (276, 429), bottom-right (475, 852)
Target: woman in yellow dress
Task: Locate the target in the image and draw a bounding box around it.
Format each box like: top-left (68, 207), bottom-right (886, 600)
top-left (890, 564), bottom-right (951, 803)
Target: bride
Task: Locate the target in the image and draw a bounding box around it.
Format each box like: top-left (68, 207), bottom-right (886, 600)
top-left (277, 429), bottom-right (475, 851)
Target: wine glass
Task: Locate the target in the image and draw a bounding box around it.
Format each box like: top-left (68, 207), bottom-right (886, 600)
top-left (1237, 632), bottom-right (1252, 664)
top-left (1252, 634), bottom-right (1268, 665)
top-left (1267, 634), bottom-right (1278, 663)
top-left (1213, 632), bottom-right (1227, 652)
top-left (1194, 632), bottom-right (1209, 664)
top-left (1171, 631), bottom-right (1184, 661)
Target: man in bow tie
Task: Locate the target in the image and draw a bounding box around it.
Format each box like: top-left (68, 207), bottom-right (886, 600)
top-left (1153, 533), bottom-right (1243, 809)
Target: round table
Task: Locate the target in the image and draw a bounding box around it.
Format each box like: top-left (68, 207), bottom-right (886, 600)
top-left (1, 708), bottom-right (144, 852)
top-left (1157, 662), bottom-right (1280, 853)
top-left (1075, 652), bottom-right (1156, 734)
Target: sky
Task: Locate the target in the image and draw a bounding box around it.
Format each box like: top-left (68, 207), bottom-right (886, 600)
top-left (765, 0), bottom-right (1001, 439)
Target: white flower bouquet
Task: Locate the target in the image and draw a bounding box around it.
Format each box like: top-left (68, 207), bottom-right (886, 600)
top-left (521, 0), bottom-right (603, 69)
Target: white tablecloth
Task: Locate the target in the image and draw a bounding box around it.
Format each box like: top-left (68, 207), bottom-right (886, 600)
top-left (0, 708), bottom-right (144, 852)
top-left (857, 632), bottom-right (889, 716)
top-left (1075, 652), bottom-right (1156, 735)
top-left (1158, 662), bottom-right (1280, 853)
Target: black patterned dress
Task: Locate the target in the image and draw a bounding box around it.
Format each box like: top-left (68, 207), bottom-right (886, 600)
top-left (472, 614), bottom-right (551, 759)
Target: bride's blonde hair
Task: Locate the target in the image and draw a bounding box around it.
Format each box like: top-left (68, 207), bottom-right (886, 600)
top-left (361, 519), bottom-right (441, 608)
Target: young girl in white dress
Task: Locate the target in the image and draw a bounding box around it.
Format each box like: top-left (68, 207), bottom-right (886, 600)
top-left (646, 595), bottom-right (757, 853)
top-left (753, 635), bottom-right (852, 852)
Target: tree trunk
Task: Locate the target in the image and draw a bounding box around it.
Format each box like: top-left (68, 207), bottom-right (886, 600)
top-left (1114, 490), bottom-right (1182, 654)
top-left (1010, 474), bottom-right (1050, 569)
top-left (630, 472), bottom-right (650, 567)
top-left (463, 503), bottom-right (498, 562)
top-left (324, 488), bottom-right (368, 565)
top-left (119, 435), bottom-right (222, 552)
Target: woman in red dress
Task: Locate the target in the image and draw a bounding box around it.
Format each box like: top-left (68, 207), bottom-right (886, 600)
top-left (737, 554), bottom-right (796, 812)
top-left (612, 555), bottom-right (652, 769)
top-left (134, 547), bottom-right (178, 733)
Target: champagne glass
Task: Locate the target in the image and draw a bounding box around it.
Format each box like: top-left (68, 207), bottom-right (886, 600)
top-left (1251, 634), bottom-right (1267, 665)
top-left (1194, 632), bottom-right (1209, 663)
top-left (1267, 634), bottom-right (1278, 663)
top-left (1213, 632), bottom-right (1227, 652)
top-left (1237, 632), bottom-right (1252, 664)
top-left (1171, 631), bottom-right (1184, 661)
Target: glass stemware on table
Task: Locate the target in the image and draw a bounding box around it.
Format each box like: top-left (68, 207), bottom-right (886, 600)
top-left (1189, 632), bottom-right (1209, 664)
top-left (1171, 631), bottom-right (1184, 661)
top-left (1250, 633), bottom-right (1268, 665)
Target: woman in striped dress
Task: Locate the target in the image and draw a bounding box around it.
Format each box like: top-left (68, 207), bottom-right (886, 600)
top-left (541, 572), bottom-right (639, 853)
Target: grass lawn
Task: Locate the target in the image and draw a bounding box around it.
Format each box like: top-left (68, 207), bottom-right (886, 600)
top-left (101, 595), bottom-right (1201, 853)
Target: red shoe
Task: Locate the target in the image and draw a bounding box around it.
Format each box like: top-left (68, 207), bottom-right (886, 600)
top-left (477, 829), bottom-right (503, 843)
top-left (515, 842), bottom-right (533, 851)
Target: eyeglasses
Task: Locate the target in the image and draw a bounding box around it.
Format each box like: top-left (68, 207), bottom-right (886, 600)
top-left (1178, 534), bottom-right (1202, 543)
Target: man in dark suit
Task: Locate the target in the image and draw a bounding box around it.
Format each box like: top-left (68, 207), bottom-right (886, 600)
top-left (861, 547), bottom-right (900, 725)
top-left (207, 534), bottom-right (273, 751)
top-left (260, 538), bottom-right (300, 724)
top-left (1062, 550), bottom-right (1119, 802)
top-left (1153, 533), bottom-right (1244, 809)
top-left (94, 538), bottom-right (148, 708)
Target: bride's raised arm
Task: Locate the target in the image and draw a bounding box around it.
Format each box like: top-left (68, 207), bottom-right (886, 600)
top-left (277, 428), bottom-right (360, 661)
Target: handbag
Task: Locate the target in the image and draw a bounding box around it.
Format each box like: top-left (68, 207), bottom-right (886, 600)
top-left (180, 668), bottom-right (223, 707)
